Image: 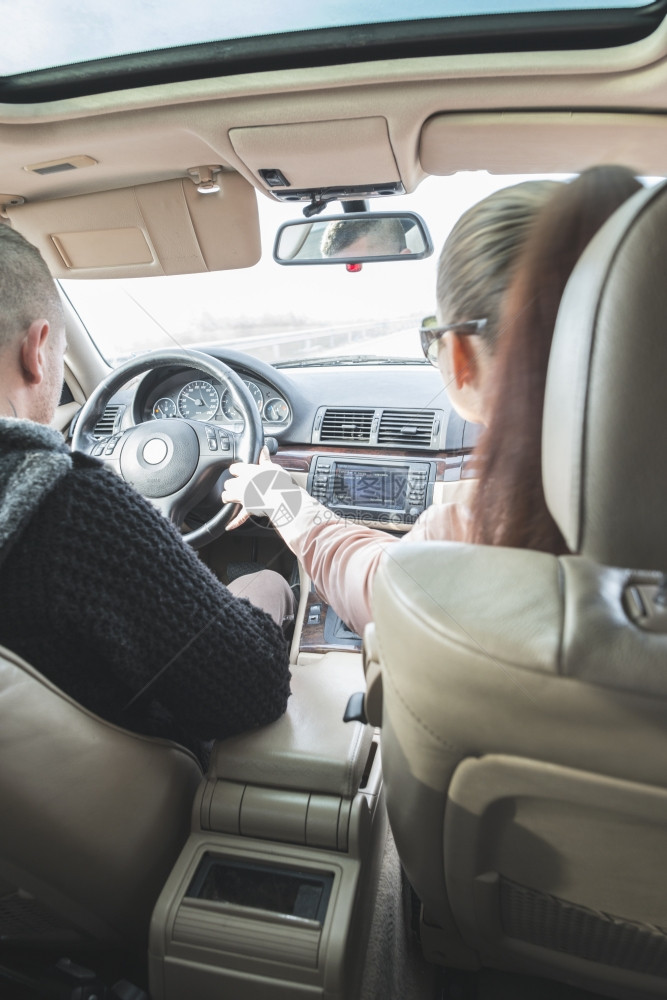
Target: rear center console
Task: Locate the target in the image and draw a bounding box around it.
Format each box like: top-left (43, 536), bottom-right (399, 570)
top-left (149, 653), bottom-right (383, 1000)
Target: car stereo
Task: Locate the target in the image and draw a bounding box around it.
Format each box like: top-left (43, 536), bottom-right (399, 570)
top-left (307, 456), bottom-right (435, 525)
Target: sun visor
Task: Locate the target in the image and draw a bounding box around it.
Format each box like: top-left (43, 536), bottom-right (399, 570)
top-left (5, 173), bottom-right (260, 278)
top-left (420, 112), bottom-right (667, 177)
top-left (229, 118), bottom-right (401, 195)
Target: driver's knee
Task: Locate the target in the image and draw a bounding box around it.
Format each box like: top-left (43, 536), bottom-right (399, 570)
top-left (228, 569), bottom-right (296, 629)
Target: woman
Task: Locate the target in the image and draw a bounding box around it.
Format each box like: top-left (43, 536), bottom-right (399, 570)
top-left (223, 169), bottom-right (640, 636)
top-left (469, 164), bottom-right (642, 552)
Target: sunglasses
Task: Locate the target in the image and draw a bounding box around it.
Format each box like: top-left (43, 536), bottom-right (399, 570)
top-left (419, 315), bottom-right (487, 367)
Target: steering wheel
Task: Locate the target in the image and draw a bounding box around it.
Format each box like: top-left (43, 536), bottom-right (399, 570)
top-left (72, 349), bottom-right (263, 548)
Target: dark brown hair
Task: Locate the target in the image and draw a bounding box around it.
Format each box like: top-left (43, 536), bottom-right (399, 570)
top-left (469, 165), bottom-right (643, 553)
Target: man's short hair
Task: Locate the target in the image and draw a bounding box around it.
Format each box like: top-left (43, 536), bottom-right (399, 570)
top-left (0, 225), bottom-right (64, 349)
top-left (320, 217), bottom-right (407, 257)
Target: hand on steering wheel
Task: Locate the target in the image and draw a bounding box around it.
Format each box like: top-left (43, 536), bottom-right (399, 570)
top-left (72, 349), bottom-right (263, 547)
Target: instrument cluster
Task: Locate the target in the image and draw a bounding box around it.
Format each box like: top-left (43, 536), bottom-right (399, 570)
top-left (142, 371), bottom-right (290, 427)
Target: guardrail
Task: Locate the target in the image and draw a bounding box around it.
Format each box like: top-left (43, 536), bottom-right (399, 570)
top-left (199, 317), bottom-right (420, 363)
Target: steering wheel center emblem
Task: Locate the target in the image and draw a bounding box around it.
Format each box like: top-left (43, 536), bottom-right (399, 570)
top-left (142, 438), bottom-right (168, 465)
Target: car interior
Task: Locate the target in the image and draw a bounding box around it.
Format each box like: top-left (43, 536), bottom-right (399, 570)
top-left (2, 3), bottom-right (667, 999)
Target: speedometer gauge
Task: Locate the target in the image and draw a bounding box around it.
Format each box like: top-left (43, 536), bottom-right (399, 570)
top-left (221, 380), bottom-right (263, 420)
top-left (177, 380), bottom-right (220, 421)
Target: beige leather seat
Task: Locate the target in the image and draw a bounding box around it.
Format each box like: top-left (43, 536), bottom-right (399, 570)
top-left (365, 178), bottom-right (667, 1000)
top-left (0, 643), bottom-right (202, 949)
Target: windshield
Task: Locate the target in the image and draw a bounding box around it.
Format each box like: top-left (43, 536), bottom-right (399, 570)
top-left (63, 172), bottom-right (571, 368)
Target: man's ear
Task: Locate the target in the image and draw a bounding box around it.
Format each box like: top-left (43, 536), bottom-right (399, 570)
top-left (19, 320), bottom-right (50, 386)
top-left (449, 331), bottom-right (481, 390)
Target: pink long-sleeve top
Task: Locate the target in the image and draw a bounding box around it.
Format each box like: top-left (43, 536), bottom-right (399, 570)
top-left (278, 484), bottom-right (473, 636)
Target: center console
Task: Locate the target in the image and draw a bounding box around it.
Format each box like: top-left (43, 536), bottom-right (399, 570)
top-left (299, 588), bottom-right (362, 655)
top-left (308, 455), bottom-right (435, 526)
top-left (149, 654), bottom-right (384, 1000)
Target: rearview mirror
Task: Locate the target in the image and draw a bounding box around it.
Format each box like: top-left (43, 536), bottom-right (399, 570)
top-left (273, 211), bottom-right (433, 265)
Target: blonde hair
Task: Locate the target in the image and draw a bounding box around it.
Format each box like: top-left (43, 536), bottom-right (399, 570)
top-left (436, 180), bottom-right (560, 349)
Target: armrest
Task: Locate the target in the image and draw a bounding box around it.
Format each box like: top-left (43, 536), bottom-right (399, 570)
top-left (208, 652), bottom-right (372, 799)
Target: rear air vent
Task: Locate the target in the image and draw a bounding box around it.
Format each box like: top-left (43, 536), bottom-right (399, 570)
top-left (319, 408), bottom-right (374, 444)
top-left (93, 404), bottom-right (123, 438)
top-left (378, 409), bottom-right (436, 447)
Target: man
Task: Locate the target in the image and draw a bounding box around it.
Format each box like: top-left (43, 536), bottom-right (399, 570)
top-left (319, 216), bottom-right (409, 257)
top-left (0, 225), bottom-right (291, 765)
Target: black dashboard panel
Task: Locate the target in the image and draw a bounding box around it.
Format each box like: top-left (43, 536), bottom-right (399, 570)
top-left (111, 347), bottom-right (475, 458)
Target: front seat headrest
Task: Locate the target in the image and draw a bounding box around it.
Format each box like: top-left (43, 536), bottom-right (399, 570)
top-left (543, 178), bottom-right (667, 572)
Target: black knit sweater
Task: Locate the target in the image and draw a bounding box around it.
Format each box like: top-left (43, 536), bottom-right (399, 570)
top-left (0, 420), bottom-right (291, 764)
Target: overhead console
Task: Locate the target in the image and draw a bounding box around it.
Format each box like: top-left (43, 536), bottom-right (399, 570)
top-left (267, 180), bottom-right (405, 204)
top-left (229, 117), bottom-right (403, 203)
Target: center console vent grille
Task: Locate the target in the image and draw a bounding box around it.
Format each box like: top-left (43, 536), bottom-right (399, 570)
top-left (319, 408), bottom-right (374, 443)
top-left (313, 406), bottom-right (443, 449)
top-left (378, 408), bottom-right (436, 447)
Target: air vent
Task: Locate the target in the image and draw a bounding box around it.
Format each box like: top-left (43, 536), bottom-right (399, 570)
top-left (319, 408), bottom-right (374, 443)
top-left (378, 408), bottom-right (436, 447)
top-left (93, 404), bottom-right (122, 438)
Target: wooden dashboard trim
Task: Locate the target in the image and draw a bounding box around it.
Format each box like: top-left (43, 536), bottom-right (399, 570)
top-left (299, 590), bottom-right (362, 655)
top-left (273, 445), bottom-right (472, 479)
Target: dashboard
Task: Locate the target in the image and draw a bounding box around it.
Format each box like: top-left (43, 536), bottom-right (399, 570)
top-left (99, 349), bottom-right (479, 529)
top-left (122, 348), bottom-right (473, 450)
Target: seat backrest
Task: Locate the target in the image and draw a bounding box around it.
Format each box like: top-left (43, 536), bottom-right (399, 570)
top-left (0, 643), bottom-right (202, 947)
top-left (367, 178), bottom-right (667, 997)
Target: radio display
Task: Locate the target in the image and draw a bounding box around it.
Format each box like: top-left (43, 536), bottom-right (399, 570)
top-left (332, 464), bottom-right (409, 510)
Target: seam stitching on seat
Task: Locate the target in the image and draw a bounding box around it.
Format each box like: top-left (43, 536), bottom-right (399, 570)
top-left (382, 660), bottom-right (464, 753)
